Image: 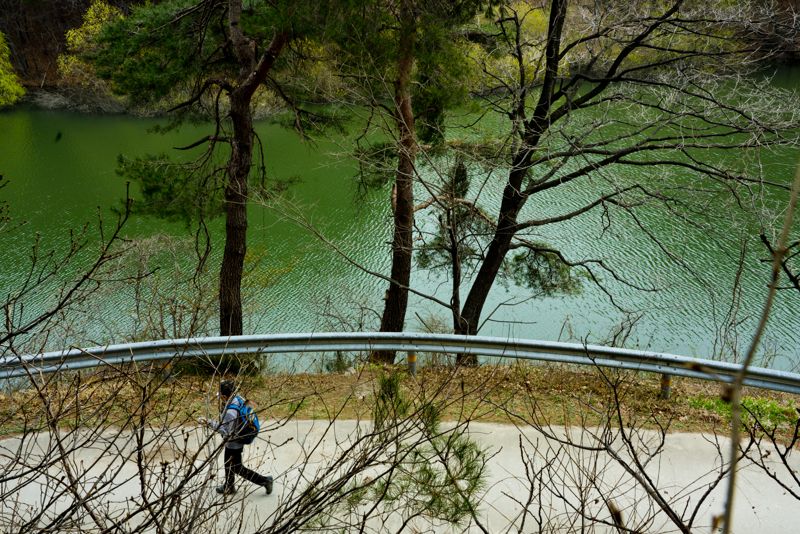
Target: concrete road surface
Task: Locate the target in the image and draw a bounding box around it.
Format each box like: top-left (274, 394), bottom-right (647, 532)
top-left (1, 420), bottom-right (796, 532)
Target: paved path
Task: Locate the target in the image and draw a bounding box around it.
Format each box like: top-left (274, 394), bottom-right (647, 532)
top-left (1, 421), bottom-right (796, 532)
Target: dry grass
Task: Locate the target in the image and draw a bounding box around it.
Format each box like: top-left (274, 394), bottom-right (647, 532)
top-left (1, 362), bottom-right (797, 439)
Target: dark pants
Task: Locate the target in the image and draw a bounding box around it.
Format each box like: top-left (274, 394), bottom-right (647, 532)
top-left (224, 447), bottom-right (270, 489)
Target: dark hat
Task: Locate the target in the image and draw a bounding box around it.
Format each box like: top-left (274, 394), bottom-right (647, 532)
top-left (219, 380), bottom-right (235, 397)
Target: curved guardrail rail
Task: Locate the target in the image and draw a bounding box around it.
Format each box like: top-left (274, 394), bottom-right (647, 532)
top-left (2, 332), bottom-right (800, 394)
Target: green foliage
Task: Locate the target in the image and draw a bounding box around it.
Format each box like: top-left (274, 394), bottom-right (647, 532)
top-left (417, 158), bottom-right (493, 272)
top-left (331, 1), bottom-right (489, 142)
top-left (91, 0), bottom-right (341, 110)
top-left (465, 0), bottom-right (745, 97)
top-left (418, 158), bottom-right (580, 300)
top-left (373, 372), bottom-right (410, 430)
top-left (116, 154), bottom-right (224, 224)
top-left (271, 105), bottom-right (349, 137)
top-left (405, 429), bottom-right (485, 524)
top-left (92, 0), bottom-right (221, 105)
top-left (507, 247), bottom-right (582, 296)
top-left (0, 32), bottom-right (25, 108)
top-left (376, 396), bottom-right (485, 524)
top-left (68, 1), bottom-right (122, 51)
top-left (353, 141), bottom-right (397, 190)
top-left (414, 29), bottom-right (474, 145)
top-left (466, 3), bottom-right (549, 93)
top-left (688, 395), bottom-right (797, 429)
top-left (352, 370), bottom-right (487, 525)
top-left (58, 0), bottom-right (122, 87)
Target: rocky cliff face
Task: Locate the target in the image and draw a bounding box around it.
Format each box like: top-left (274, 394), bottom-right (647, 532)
top-left (0, 0), bottom-right (134, 87)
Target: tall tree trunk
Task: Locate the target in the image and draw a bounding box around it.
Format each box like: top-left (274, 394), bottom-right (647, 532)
top-left (219, 2), bottom-right (288, 336)
top-left (447, 206), bottom-right (465, 334)
top-left (219, 92), bottom-right (252, 336)
top-left (373, 3), bottom-right (416, 364)
top-left (456, 0), bottom-right (568, 364)
top-left (456, 167), bottom-right (527, 363)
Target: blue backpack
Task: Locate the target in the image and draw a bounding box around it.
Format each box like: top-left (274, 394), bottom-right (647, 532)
top-left (230, 396), bottom-right (260, 445)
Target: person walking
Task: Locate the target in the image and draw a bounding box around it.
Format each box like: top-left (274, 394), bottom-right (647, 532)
top-left (199, 380), bottom-right (273, 495)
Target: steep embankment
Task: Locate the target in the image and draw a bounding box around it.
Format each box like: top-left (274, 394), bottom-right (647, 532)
top-left (2, 0), bottom-right (800, 93)
top-left (0, 1), bottom-right (143, 111)
top-left (0, 0), bottom-right (137, 87)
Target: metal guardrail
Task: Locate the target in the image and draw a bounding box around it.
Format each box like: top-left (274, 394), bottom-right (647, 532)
top-left (2, 332), bottom-right (800, 394)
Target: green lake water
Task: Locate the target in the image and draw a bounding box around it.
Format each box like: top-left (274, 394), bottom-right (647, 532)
top-left (1, 98), bottom-right (799, 370)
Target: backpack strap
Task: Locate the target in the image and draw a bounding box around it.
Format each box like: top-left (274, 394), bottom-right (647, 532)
top-left (229, 395), bottom-right (245, 413)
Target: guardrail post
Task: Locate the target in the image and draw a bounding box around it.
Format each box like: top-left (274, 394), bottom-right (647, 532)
top-left (407, 351), bottom-right (417, 376)
top-left (659, 373), bottom-right (671, 400)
